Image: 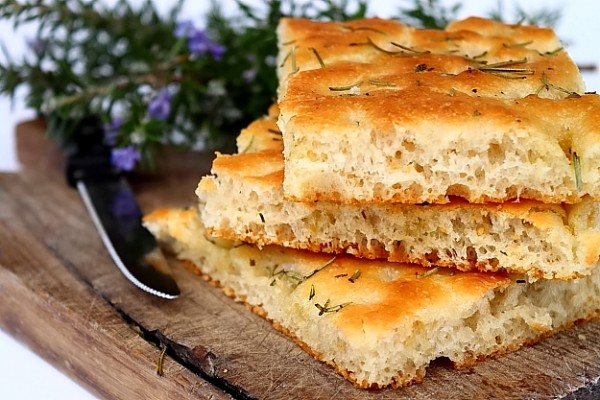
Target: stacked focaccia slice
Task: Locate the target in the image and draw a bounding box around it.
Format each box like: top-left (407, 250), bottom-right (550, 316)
top-left (147, 17), bottom-right (600, 389)
top-left (275, 17), bottom-right (597, 205)
top-left (145, 205), bottom-right (600, 389)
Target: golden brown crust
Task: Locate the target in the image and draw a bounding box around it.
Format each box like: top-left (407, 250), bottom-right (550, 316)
top-left (162, 229), bottom-right (600, 389)
top-left (278, 17), bottom-right (581, 99)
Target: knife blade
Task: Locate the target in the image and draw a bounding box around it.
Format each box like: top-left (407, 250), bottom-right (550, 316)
top-left (65, 116), bottom-right (180, 299)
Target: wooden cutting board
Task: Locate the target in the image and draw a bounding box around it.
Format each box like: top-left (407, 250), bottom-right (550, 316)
top-left (2, 120), bottom-right (600, 400)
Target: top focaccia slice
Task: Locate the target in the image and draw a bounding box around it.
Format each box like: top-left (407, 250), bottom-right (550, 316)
top-left (275, 17), bottom-right (597, 204)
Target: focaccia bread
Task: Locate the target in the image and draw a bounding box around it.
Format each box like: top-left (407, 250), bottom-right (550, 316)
top-left (197, 116), bottom-right (600, 281)
top-left (275, 17), bottom-right (600, 204)
top-left (144, 207), bottom-right (600, 389)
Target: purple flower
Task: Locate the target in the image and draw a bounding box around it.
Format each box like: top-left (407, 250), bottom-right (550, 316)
top-left (174, 20), bottom-right (226, 60)
top-left (174, 20), bottom-right (194, 38)
top-left (111, 188), bottom-right (141, 219)
top-left (111, 146), bottom-right (140, 171)
top-left (188, 29), bottom-right (226, 59)
top-left (103, 117), bottom-right (122, 145)
top-left (147, 89), bottom-right (172, 120)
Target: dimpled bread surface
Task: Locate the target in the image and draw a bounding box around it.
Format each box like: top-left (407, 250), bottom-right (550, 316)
top-left (276, 17), bottom-right (600, 204)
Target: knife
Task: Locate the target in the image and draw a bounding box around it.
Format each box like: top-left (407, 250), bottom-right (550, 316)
top-left (64, 116), bottom-right (180, 299)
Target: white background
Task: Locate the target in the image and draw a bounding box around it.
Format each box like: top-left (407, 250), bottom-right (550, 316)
top-left (1, 1), bottom-right (599, 398)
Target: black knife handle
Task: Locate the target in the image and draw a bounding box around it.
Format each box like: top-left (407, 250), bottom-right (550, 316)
top-left (65, 115), bottom-right (120, 187)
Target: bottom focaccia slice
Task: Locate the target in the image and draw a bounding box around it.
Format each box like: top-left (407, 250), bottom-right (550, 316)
top-left (197, 116), bottom-right (600, 281)
top-left (144, 207), bottom-right (600, 389)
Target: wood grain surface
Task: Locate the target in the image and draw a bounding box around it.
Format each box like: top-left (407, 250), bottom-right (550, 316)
top-left (1, 120), bottom-right (600, 399)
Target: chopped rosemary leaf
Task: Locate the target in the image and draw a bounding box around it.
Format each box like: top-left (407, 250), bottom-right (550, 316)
top-left (341, 25), bottom-right (388, 35)
top-left (417, 267), bottom-right (440, 279)
top-left (309, 284), bottom-right (315, 301)
top-left (573, 152), bottom-right (583, 192)
top-left (259, 212), bottom-right (265, 223)
top-left (538, 47), bottom-right (563, 56)
top-left (290, 46), bottom-right (298, 74)
top-left (156, 345), bottom-right (167, 376)
top-left (368, 79), bottom-right (396, 87)
top-left (480, 67), bottom-right (534, 74)
top-left (315, 299), bottom-right (352, 316)
top-left (305, 256), bottom-right (337, 280)
top-left (269, 256), bottom-right (337, 289)
top-left (278, 48), bottom-right (292, 68)
top-left (267, 128), bottom-right (282, 135)
top-left (474, 58), bottom-right (533, 77)
top-left (480, 58), bottom-right (528, 69)
top-left (309, 47), bottom-right (326, 68)
top-left (471, 51), bottom-right (488, 59)
top-left (516, 279), bottom-right (527, 284)
top-left (537, 72), bottom-right (580, 96)
top-left (281, 39), bottom-right (297, 46)
top-left (487, 72), bottom-right (530, 80)
top-left (328, 81), bottom-right (362, 91)
top-left (239, 134), bottom-right (255, 154)
top-left (503, 41), bottom-right (533, 48)
top-left (334, 273), bottom-right (348, 278)
top-left (348, 269), bottom-right (361, 283)
top-left (390, 41), bottom-right (430, 54)
top-left (366, 37), bottom-right (400, 54)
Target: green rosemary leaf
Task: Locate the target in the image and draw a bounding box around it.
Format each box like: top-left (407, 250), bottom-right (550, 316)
top-left (315, 299), bottom-right (352, 316)
top-left (341, 25), bottom-right (388, 36)
top-left (279, 48), bottom-right (293, 68)
top-left (259, 212), bottom-right (265, 223)
top-left (309, 47), bottom-right (326, 68)
top-left (290, 46), bottom-right (298, 73)
top-left (538, 47), bottom-right (563, 56)
top-left (156, 345), bottom-right (167, 376)
top-left (480, 67), bottom-right (534, 74)
top-left (348, 269), bottom-right (361, 283)
top-left (366, 37), bottom-right (400, 54)
top-left (328, 81), bottom-right (363, 91)
top-left (471, 51), bottom-right (488, 59)
top-left (239, 134), bottom-right (255, 154)
top-left (417, 267), bottom-right (440, 279)
top-left (334, 273), bottom-right (348, 278)
top-left (480, 58), bottom-right (528, 69)
top-left (538, 72), bottom-right (580, 96)
top-left (475, 58), bottom-right (533, 77)
top-left (502, 41), bottom-right (533, 48)
top-left (368, 79), bottom-right (396, 87)
top-left (573, 152), bottom-right (583, 192)
top-left (305, 256), bottom-right (337, 280)
top-left (390, 41), bottom-right (430, 54)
